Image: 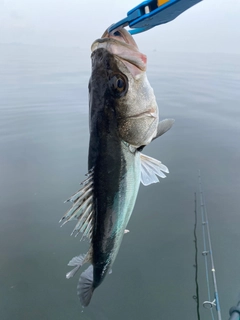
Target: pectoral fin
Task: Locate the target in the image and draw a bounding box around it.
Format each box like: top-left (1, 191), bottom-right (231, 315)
top-left (140, 153), bottom-right (169, 186)
top-left (153, 119), bottom-right (175, 141)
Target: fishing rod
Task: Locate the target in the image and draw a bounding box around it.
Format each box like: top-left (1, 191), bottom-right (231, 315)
top-left (193, 192), bottom-right (201, 320)
top-left (198, 170), bottom-right (222, 320)
top-left (194, 174), bottom-right (240, 320)
top-left (229, 300), bottom-right (240, 320)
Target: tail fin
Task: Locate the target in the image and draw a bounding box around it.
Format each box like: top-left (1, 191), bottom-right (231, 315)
top-left (77, 265), bottom-right (94, 307)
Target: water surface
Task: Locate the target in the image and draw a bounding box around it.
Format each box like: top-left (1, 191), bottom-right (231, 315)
top-left (0, 44), bottom-right (240, 319)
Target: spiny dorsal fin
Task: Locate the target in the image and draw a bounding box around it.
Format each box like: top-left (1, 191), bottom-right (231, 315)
top-left (140, 153), bottom-right (169, 186)
top-left (60, 170), bottom-right (94, 241)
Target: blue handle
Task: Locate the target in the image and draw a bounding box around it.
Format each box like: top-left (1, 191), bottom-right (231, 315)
top-left (108, 0), bottom-right (202, 35)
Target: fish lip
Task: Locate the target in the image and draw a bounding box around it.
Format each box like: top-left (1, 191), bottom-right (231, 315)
top-left (91, 37), bottom-right (139, 54)
top-left (91, 28), bottom-right (139, 53)
top-left (102, 28), bottom-right (138, 49)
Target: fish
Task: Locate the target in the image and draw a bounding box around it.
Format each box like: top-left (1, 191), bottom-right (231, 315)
top-left (59, 27), bottom-right (174, 307)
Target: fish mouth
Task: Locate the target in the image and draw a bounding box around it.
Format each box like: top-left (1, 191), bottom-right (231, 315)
top-left (91, 28), bottom-right (138, 52)
top-left (101, 27), bottom-right (139, 50)
top-left (91, 28), bottom-right (147, 74)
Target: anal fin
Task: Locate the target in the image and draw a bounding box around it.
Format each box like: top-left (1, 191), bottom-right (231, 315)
top-left (66, 254), bottom-right (87, 279)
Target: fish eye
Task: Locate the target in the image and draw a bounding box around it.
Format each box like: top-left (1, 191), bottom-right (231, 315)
top-left (109, 74), bottom-right (128, 97)
top-left (116, 78), bottom-right (124, 89)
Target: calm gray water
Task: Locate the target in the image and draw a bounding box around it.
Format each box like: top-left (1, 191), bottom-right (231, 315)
top-left (0, 44), bottom-right (240, 320)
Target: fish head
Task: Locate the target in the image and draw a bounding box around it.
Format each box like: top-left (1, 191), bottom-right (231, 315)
top-left (90, 28), bottom-right (159, 148)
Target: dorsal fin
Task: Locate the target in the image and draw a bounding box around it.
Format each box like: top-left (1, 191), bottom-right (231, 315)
top-left (60, 170), bottom-right (94, 241)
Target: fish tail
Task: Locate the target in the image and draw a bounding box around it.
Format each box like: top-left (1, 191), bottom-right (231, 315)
top-left (77, 265), bottom-right (94, 307)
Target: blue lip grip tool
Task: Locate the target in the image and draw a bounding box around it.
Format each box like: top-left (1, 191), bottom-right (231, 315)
top-left (108, 0), bottom-right (203, 35)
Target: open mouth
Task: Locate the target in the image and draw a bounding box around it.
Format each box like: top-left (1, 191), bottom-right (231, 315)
top-left (91, 28), bottom-right (147, 75)
top-left (91, 28), bottom-right (139, 53)
top-left (101, 28), bottom-right (138, 49)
